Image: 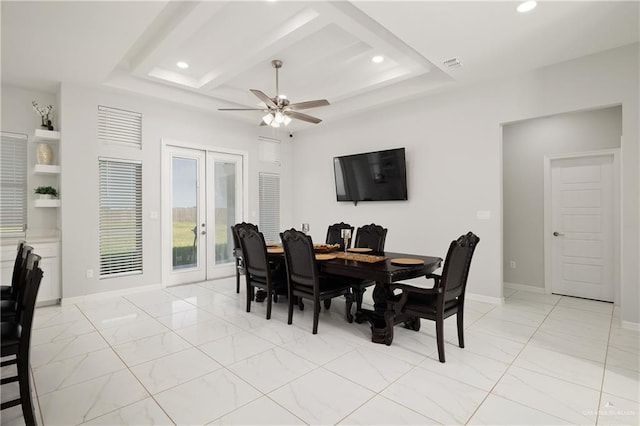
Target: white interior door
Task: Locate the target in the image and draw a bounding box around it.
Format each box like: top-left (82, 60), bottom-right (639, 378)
top-left (550, 154), bottom-right (614, 301)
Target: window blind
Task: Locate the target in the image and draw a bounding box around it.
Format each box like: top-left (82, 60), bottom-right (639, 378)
top-left (99, 159), bottom-right (142, 277)
top-left (98, 105), bottom-right (142, 149)
top-left (0, 132), bottom-right (27, 235)
top-left (259, 173), bottom-right (280, 243)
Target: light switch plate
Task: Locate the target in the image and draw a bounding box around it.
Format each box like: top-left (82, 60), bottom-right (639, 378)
top-left (477, 210), bottom-right (491, 220)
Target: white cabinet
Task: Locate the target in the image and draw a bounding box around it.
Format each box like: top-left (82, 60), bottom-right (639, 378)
top-left (0, 241), bottom-right (60, 303)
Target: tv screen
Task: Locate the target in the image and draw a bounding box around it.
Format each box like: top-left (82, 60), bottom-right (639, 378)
top-left (333, 148), bottom-right (407, 202)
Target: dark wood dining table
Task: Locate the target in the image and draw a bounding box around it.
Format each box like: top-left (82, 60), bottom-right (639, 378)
top-left (317, 251), bottom-right (442, 343)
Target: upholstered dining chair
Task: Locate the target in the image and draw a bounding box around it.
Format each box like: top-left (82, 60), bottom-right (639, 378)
top-left (231, 222), bottom-right (259, 294)
top-left (1, 252), bottom-right (43, 425)
top-left (280, 228), bottom-right (354, 334)
top-left (238, 227), bottom-right (286, 319)
top-left (0, 241), bottom-right (28, 301)
top-left (351, 223), bottom-right (388, 312)
top-left (326, 222), bottom-right (354, 251)
top-left (384, 232), bottom-right (480, 362)
top-left (0, 245), bottom-right (33, 322)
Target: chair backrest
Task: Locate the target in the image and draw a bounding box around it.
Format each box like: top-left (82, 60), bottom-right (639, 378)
top-left (326, 222), bottom-right (354, 250)
top-left (355, 223), bottom-right (387, 251)
top-left (237, 227), bottom-right (270, 280)
top-left (280, 228), bottom-right (318, 289)
top-left (17, 253), bottom-right (43, 356)
top-left (9, 242), bottom-right (31, 298)
top-left (440, 232), bottom-right (480, 300)
top-left (232, 222), bottom-right (259, 250)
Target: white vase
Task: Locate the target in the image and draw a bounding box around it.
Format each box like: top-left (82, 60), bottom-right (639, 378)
top-left (37, 143), bottom-right (53, 165)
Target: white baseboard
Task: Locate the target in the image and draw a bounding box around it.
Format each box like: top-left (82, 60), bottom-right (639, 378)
top-left (466, 292), bottom-right (504, 305)
top-left (622, 320), bottom-right (640, 331)
top-left (61, 282), bottom-right (165, 306)
top-left (504, 282), bottom-right (546, 294)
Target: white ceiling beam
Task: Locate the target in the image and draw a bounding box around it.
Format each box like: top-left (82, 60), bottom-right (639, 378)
top-left (129, 1), bottom-right (227, 77)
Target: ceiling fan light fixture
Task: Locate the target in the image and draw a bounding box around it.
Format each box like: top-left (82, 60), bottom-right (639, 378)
top-left (274, 111), bottom-right (285, 123)
top-left (517, 1), bottom-right (537, 13)
top-left (262, 113), bottom-right (274, 125)
top-left (271, 120), bottom-right (281, 128)
top-left (283, 115), bottom-right (292, 126)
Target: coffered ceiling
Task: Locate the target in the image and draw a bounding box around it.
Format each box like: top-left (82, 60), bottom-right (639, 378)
top-left (2, 1), bottom-right (638, 131)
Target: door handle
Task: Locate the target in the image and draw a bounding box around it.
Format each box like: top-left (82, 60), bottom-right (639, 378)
top-left (201, 231), bottom-right (206, 235)
top-left (553, 231), bottom-right (564, 237)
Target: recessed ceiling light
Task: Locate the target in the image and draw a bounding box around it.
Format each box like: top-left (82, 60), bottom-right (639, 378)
top-left (372, 55), bottom-right (384, 64)
top-left (176, 61), bottom-right (189, 69)
top-left (517, 1), bottom-right (537, 13)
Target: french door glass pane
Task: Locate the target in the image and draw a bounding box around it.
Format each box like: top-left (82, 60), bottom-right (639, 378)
top-left (214, 160), bottom-right (236, 264)
top-left (172, 157), bottom-right (198, 270)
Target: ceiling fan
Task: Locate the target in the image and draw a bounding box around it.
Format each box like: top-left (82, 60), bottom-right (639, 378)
top-left (218, 59), bottom-right (329, 128)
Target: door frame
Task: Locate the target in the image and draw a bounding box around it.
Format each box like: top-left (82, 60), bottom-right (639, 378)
top-left (543, 149), bottom-right (620, 303)
top-left (161, 138), bottom-right (249, 286)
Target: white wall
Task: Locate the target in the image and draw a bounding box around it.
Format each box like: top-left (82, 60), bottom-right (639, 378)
top-left (58, 83), bottom-right (293, 299)
top-left (503, 106), bottom-right (622, 289)
top-left (290, 44), bottom-right (639, 324)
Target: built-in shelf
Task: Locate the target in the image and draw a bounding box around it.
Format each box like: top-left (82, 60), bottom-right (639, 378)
top-left (34, 164), bottom-right (61, 174)
top-left (34, 199), bottom-right (61, 208)
top-left (33, 129), bottom-right (61, 142)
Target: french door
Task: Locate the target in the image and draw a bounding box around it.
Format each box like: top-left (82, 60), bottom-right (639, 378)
top-left (163, 145), bottom-right (244, 285)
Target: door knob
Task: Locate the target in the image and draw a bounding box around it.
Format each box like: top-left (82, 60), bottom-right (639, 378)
top-left (553, 231), bottom-right (564, 237)
top-left (201, 231), bottom-right (206, 235)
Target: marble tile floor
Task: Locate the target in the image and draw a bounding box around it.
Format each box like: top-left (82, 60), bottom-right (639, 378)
top-left (1, 277), bottom-right (638, 425)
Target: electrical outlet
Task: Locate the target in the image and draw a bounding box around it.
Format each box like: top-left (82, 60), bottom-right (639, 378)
top-left (510, 261), bottom-right (516, 269)
top-left (86, 269), bottom-right (94, 278)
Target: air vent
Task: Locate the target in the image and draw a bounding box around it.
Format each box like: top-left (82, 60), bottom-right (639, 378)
top-left (443, 57), bottom-right (463, 69)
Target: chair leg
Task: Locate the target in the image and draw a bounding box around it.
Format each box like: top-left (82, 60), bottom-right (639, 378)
top-left (312, 299), bottom-right (320, 334)
top-left (17, 361), bottom-right (35, 426)
top-left (287, 293), bottom-right (294, 325)
top-left (436, 318), bottom-right (445, 363)
top-left (266, 288), bottom-right (272, 320)
top-left (457, 309), bottom-right (465, 348)
top-left (236, 268), bottom-right (240, 293)
top-left (246, 282), bottom-right (252, 313)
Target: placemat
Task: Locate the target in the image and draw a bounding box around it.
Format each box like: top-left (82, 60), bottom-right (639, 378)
top-left (390, 258), bottom-right (424, 265)
top-left (315, 253), bottom-right (337, 261)
top-left (347, 247), bottom-right (373, 253)
top-left (335, 252), bottom-right (387, 263)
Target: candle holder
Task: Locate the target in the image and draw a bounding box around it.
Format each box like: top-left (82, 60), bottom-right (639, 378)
top-left (340, 228), bottom-right (351, 253)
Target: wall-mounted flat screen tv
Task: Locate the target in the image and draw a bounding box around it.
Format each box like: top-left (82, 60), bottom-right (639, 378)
top-left (333, 147), bottom-right (407, 203)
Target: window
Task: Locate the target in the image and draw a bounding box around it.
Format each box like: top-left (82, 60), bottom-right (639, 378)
top-left (259, 173), bottom-right (280, 243)
top-left (99, 159), bottom-right (142, 277)
top-left (98, 105), bottom-right (142, 149)
top-left (0, 132), bottom-right (27, 235)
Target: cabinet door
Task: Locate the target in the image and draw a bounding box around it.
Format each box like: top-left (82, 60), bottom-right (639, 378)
top-left (36, 255), bottom-right (60, 302)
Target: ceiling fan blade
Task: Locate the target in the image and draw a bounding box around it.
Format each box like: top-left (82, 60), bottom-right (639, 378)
top-left (218, 108), bottom-right (267, 111)
top-left (285, 110), bottom-right (322, 124)
top-left (287, 99), bottom-right (330, 110)
top-left (250, 89), bottom-right (277, 109)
